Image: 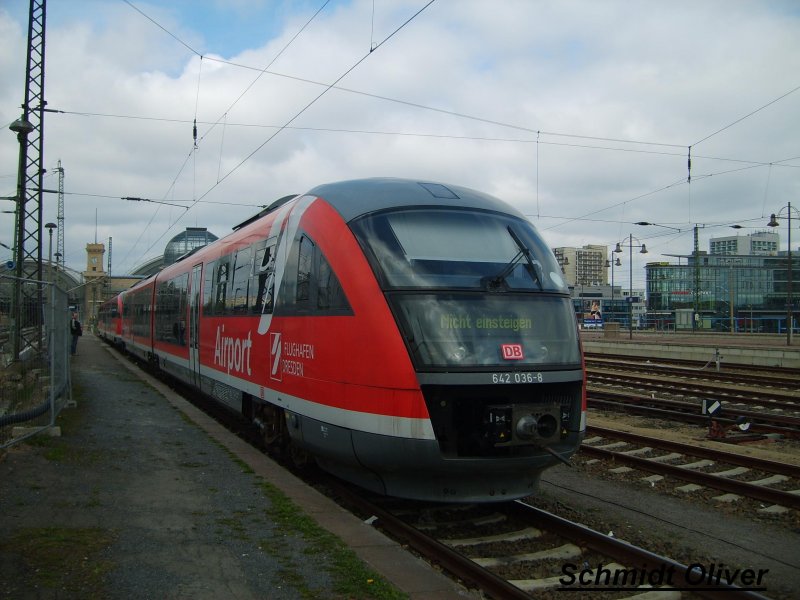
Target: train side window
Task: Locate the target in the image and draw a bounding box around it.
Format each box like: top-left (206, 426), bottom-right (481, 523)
top-left (154, 280), bottom-right (172, 342)
top-left (252, 238), bottom-right (277, 315)
top-left (215, 259), bottom-right (229, 314)
top-left (154, 274), bottom-right (188, 345)
top-left (174, 273), bottom-right (188, 344)
top-left (248, 241), bottom-right (266, 311)
top-left (132, 288), bottom-right (151, 338)
top-left (202, 260), bottom-right (216, 315)
top-left (279, 231), bottom-right (351, 316)
top-left (230, 245), bottom-right (252, 314)
top-left (296, 235), bottom-right (314, 303)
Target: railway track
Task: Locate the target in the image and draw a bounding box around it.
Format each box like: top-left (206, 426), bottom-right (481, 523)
top-left (588, 368), bottom-right (799, 411)
top-left (586, 356), bottom-right (800, 390)
top-left (135, 352), bottom-right (720, 598)
top-left (115, 341), bottom-right (785, 598)
top-left (328, 484), bottom-right (773, 599)
top-left (580, 425), bottom-right (800, 512)
top-left (588, 389), bottom-right (800, 438)
top-left (585, 352), bottom-right (800, 381)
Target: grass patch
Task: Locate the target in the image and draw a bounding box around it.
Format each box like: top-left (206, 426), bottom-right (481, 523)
top-left (1, 527), bottom-right (116, 599)
top-left (25, 432), bottom-right (102, 465)
top-left (217, 514), bottom-right (250, 540)
top-left (259, 481), bottom-right (406, 600)
top-left (231, 455), bottom-right (255, 474)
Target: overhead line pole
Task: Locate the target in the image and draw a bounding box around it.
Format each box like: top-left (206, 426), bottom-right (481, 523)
top-left (11, 0), bottom-right (47, 361)
top-left (55, 159), bottom-right (64, 271)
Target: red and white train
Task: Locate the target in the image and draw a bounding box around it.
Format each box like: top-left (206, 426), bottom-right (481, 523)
top-left (98, 178), bottom-right (586, 502)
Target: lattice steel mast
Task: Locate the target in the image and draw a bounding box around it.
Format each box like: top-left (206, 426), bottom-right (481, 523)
top-left (55, 159), bottom-right (64, 270)
top-left (11, 0), bottom-right (47, 360)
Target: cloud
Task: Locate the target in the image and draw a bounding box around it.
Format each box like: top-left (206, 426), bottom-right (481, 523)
top-left (0, 0), bottom-right (798, 287)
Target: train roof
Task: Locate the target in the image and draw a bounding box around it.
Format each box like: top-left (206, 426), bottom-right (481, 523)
top-left (305, 178), bottom-right (525, 223)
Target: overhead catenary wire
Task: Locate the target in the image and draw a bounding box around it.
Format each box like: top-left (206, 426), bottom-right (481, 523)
top-left (692, 83), bottom-right (800, 147)
top-left (47, 109), bottom-right (800, 170)
top-left (121, 0), bottom-right (202, 56)
top-left (193, 0), bottom-right (332, 148)
top-left (128, 8), bottom-right (799, 260)
top-left (118, 0), bottom-right (332, 270)
top-left (118, 0), bottom-right (438, 269)
top-left (57, 2), bottom-right (798, 276)
top-left (540, 156), bottom-right (797, 234)
top-left (192, 0), bottom-right (439, 202)
top-left (62, 6), bottom-right (800, 176)
top-left (121, 1), bottom-right (800, 157)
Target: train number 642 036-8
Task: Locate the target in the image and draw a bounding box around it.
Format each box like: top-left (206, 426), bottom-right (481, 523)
top-left (491, 372), bottom-right (544, 384)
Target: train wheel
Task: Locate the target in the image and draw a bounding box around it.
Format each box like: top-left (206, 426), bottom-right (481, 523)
top-left (287, 442), bottom-right (312, 470)
top-left (255, 403), bottom-right (288, 451)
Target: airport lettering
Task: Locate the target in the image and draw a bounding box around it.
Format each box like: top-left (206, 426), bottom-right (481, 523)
top-left (214, 325), bottom-right (252, 376)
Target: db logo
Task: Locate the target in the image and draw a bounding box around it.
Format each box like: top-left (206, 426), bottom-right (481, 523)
top-left (501, 344), bottom-right (524, 360)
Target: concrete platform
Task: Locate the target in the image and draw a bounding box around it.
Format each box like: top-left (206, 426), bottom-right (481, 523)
top-left (0, 335), bottom-right (476, 599)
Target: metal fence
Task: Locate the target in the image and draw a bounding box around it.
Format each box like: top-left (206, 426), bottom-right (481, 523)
top-left (0, 274), bottom-right (72, 449)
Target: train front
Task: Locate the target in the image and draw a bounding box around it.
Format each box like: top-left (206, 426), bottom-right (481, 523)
top-left (349, 201), bottom-right (586, 502)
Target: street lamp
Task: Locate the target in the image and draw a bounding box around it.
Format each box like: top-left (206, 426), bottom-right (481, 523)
top-left (767, 202), bottom-right (798, 346)
top-left (614, 235), bottom-right (648, 339)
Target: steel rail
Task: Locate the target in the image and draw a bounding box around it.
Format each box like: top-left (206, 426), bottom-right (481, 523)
top-left (589, 390), bottom-right (800, 436)
top-left (587, 425), bottom-right (800, 478)
top-left (584, 351), bottom-right (800, 379)
top-left (585, 356), bottom-right (800, 388)
top-left (508, 501), bottom-right (772, 599)
top-left (333, 475), bottom-right (776, 599)
top-left (579, 444), bottom-right (800, 510)
top-left (322, 478), bottom-right (535, 600)
top-left (589, 369), bottom-right (799, 407)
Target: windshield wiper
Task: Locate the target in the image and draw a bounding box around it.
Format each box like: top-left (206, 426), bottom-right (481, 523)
top-left (483, 226), bottom-right (543, 291)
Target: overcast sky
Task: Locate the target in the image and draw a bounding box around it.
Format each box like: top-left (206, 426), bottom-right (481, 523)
top-left (1, 0), bottom-right (798, 290)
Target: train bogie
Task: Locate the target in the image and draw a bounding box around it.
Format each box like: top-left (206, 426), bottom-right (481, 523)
top-left (111, 178), bottom-right (586, 502)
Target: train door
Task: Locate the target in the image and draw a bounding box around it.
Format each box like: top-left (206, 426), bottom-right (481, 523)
top-left (189, 263), bottom-right (203, 387)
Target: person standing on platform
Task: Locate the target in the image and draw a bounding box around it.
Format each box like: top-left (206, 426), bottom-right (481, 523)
top-left (70, 312), bottom-right (82, 355)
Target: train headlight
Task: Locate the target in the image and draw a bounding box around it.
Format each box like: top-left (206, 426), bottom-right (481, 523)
top-left (535, 413), bottom-right (559, 438)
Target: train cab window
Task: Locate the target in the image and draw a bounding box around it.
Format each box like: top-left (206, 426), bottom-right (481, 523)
top-left (317, 253), bottom-right (347, 310)
top-left (350, 208), bottom-right (567, 293)
top-left (278, 233), bottom-right (351, 316)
